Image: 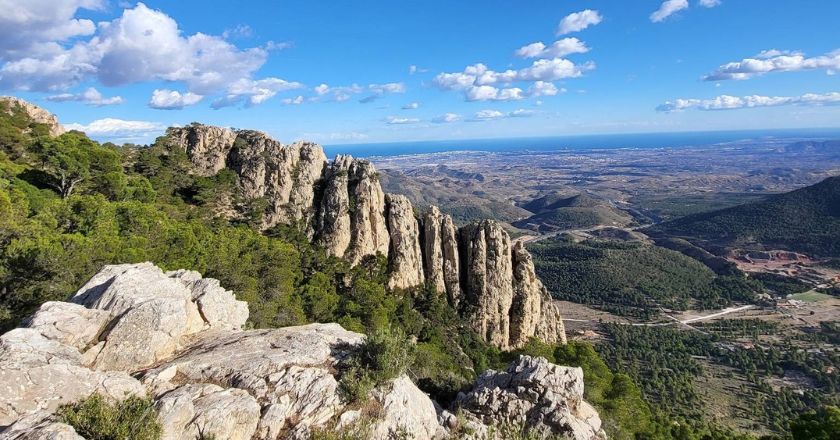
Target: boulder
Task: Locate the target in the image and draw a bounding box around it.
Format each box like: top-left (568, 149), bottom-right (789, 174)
top-left (455, 356), bottom-right (605, 440)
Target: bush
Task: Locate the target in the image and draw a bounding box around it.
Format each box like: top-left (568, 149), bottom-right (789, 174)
top-left (57, 394), bottom-right (162, 440)
top-left (339, 327), bottom-right (415, 403)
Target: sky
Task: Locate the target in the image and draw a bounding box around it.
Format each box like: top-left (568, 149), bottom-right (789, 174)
top-left (1, 0), bottom-right (839, 145)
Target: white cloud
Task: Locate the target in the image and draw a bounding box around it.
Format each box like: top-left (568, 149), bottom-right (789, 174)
top-left (0, 2), bottom-right (300, 107)
top-left (433, 59), bottom-right (592, 101)
top-left (264, 40), bottom-right (293, 51)
top-left (432, 113), bottom-right (461, 123)
top-left (650, 0), bottom-right (689, 23)
top-left (299, 131), bottom-right (369, 142)
top-left (385, 116), bottom-right (420, 125)
top-left (465, 85), bottom-right (525, 102)
top-left (509, 109), bottom-right (535, 118)
top-left (473, 109), bottom-right (506, 120)
top-left (528, 81), bottom-right (563, 97)
top-left (557, 10), bottom-right (603, 35)
top-left (703, 49), bottom-right (840, 81)
top-left (515, 38), bottom-right (589, 59)
top-left (47, 87), bottom-right (124, 106)
top-left (698, 0), bottom-right (721, 7)
top-left (148, 89), bottom-right (203, 109)
top-left (323, 82), bottom-right (406, 103)
top-left (211, 77), bottom-right (304, 108)
top-left (517, 58), bottom-right (594, 81)
top-left (65, 117), bottom-right (164, 137)
top-left (657, 92), bottom-right (840, 112)
top-left (314, 83), bottom-right (330, 95)
top-left (0, 0), bottom-right (104, 59)
top-left (471, 109), bottom-right (534, 121)
top-left (222, 24), bottom-right (253, 40)
top-left (281, 95), bottom-right (305, 105)
top-left (369, 82), bottom-right (406, 94)
top-left (402, 102), bottom-right (420, 109)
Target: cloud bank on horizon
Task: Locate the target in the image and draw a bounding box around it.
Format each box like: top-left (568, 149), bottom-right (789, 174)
top-left (0, 0), bottom-right (837, 143)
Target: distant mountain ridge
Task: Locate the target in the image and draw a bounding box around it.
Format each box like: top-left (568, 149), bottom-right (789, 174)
top-left (647, 176), bottom-right (840, 258)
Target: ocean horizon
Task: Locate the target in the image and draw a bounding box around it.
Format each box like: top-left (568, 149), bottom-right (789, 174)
top-left (323, 127), bottom-right (840, 158)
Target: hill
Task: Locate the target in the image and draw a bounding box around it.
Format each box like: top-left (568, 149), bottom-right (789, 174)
top-left (647, 176), bottom-right (840, 258)
top-left (514, 193), bottom-right (635, 233)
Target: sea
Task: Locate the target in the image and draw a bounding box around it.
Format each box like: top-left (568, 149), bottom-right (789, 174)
top-left (323, 128), bottom-right (840, 158)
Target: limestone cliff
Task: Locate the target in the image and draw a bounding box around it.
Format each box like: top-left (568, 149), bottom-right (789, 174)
top-left (0, 264), bottom-right (603, 440)
top-left (162, 124), bottom-right (565, 349)
top-left (0, 96), bottom-right (65, 137)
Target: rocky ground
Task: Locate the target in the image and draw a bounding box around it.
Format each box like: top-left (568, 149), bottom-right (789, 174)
top-left (0, 263), bottom-right (605, 440)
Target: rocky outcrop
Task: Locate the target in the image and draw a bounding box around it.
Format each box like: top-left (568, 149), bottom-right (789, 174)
top-left (0, 264), bottom-right (442, 440)
top-left (422, 207), bottom-right (462, 306)
top-left (460, 221), bottom-right (515, 349)
top-left (317, 155), bottom-right (353, 257)
top-left (0, 96), bottom-right (65, 137)
top-left (346, 160), bottom-right (390, 264)
top-left (163, 124), bottom-right (565, 348)
top-left (511, 242), bottom-right (567, 346)
top-left (167, 124), bottom-right (236, 176)
top-left (0, 264), bottom-right (601, 440)
top-left (451, 356), bottom-right (606, 440)
top-left (386, 194), bottom-right (425, 290)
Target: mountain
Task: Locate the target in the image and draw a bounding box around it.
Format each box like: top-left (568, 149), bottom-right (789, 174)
top-left (647, 176), bottom-right (840, 257)
top-left (164, 123), bottom-right (565, 349)
top-left (513, 193), bottom-right (635, 233)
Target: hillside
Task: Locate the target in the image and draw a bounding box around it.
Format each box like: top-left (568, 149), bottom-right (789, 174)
top-left (647, 176), bottom-right (840, 258)
top-left (514, 193), bottom-right (635, 232)
top-left (527, 237), bottom-right (760, 319)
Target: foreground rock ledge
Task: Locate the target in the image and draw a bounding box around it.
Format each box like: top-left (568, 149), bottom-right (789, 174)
top-left (0, 263), bottom-right (603, 440)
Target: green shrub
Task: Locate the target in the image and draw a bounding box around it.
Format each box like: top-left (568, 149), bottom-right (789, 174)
top-left (57, 394), bottom-right (162, 440)
top-left (339, 327), bottom-right (415, 402)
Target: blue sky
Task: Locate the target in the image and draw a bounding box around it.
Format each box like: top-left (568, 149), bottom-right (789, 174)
top-left (2, 0), bottom-right (839, 145)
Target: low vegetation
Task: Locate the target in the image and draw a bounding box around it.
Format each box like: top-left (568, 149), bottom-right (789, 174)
top-left (57, 394), bottom-right (162, 440)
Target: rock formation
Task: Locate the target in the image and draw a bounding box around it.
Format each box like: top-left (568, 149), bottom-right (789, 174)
top-left (0, 264), bottom-right (602, 440)
top-left (422, 206), bottom-right (462, 307)
top-left (386, 194), bottom-right (425, 290)
top-left (447, 356), bottom-right (605, 440)
top-left (161, 124), bottom-right (565, 348)
top-left (0, 96), bottom-right (65, 137)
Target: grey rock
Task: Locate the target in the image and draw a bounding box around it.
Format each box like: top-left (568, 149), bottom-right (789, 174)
top-left (386, 194), bottom-right (424, 290)
top-left (422, 206), bottom-right (461, 306)
top-left (346, 160), bottom-right (390, 265)
top-left (317, 155), bottom-right (353, 257)
top-left (166, 123), bottom-right (236, 176)
top-left (455, 356), bottom-right (605, 440)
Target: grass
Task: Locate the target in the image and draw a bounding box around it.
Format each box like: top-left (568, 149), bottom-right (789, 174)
top-left (789, 291), bottom-right (835, 302)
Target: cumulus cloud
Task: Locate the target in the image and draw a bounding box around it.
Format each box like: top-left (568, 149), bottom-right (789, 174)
top-left (148, 89), bottom-right (203, 109)
top-left (314, 83), bottom-right (331, 95)
top-left (465, 85), bottom-right (525, 102)
top-left (528, 81), bottom-right (564, 97)
top-left (0, 0), bottom-right (103, 60)
top-left (557, 10), bottom-right (603, 35)
top-left (65, 117), bottom-right (164, 137)
top-left (650, 0), bottom-right (689, 23)
top-left (703, 49), bottom-right (840, 81)
top-left (433, 60), bottom-right (592, 101)
top-left (402, 102), bottom-right (420, 109)
top-left (698, 0), bottom-right (721, 7)
top-left (514, 38), bottom-right (589, 59)
top-left (656, 92), bottom-right (840, 112)
top-left (0, 3), bottom-right (301, 107)
top-left (211, 77), bottom-right (303, 108)
top-left (46, 87), bottom-right (124, 106)
top-left (432, 113), bottom-right (461, 123)
top-left (385, 116), bottom-right (420, 125)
